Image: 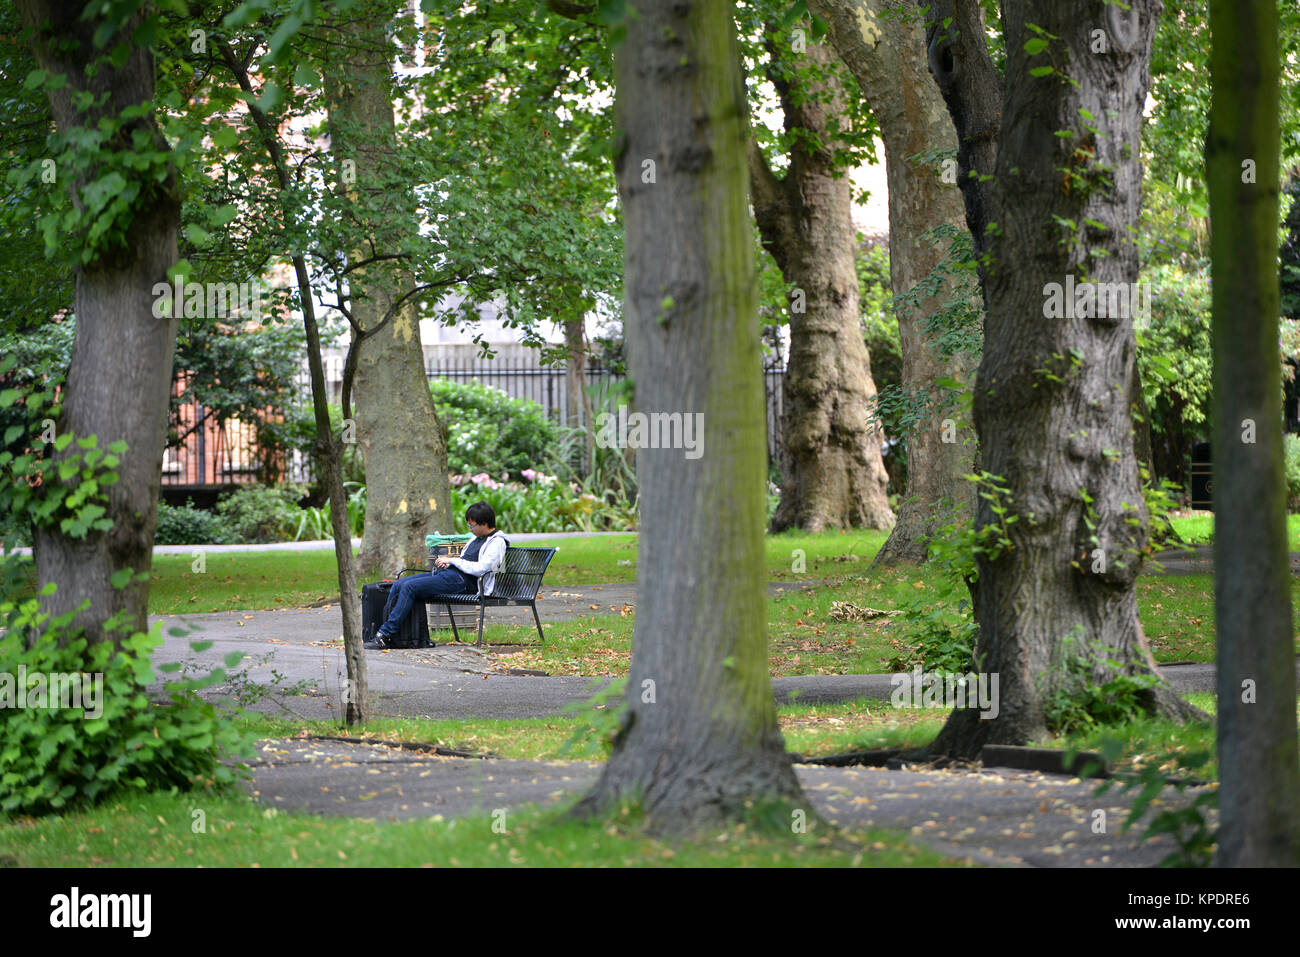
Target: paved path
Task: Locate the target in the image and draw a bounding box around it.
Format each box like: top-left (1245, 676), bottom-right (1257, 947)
top-left (144, 573), bottom-right (1253, 867)
top-left (246, 737), bottom-right (1207, 867)
top-left (147, 579), bottom-right (1241, 722)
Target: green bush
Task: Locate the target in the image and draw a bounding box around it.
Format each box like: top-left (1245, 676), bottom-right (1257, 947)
top-left (154, 499), bottom-right (232, 546)
top-left (1041, 634), bottom-right (1158, 735)
top-left (449, 475), bottom-right (636, 533)
top-left (430, 380), bottom-right (562, 478)
top-left (215, 484), bottom-right (304, 543)
top-left (1136, 262), bottom-right (1212, 489)
top-left (1285, 434), bottom-right (1300, 512)
top-left (0, 595), bottom-right (254, 816)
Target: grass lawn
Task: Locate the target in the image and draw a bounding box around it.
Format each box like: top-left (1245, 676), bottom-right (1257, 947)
top-left (124, 522), bottom-right (1300, 677)
top-left (476, 568), bottom-right (1299, 677)
top-left (134, 530), bottom-right (886, 615)
top-left (0, 783), bottom-right (955, 868)
top-left (232, 691), bottom-right (1298, 781)
top-left (1169, 510), bottom-right (1300, 549)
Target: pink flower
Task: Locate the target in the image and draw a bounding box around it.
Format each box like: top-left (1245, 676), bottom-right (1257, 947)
top-left (522, 469), bottom-right (537, 481)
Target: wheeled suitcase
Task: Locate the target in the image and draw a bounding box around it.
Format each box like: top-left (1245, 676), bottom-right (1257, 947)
top-left (360, 580), bottom-right (431, 649)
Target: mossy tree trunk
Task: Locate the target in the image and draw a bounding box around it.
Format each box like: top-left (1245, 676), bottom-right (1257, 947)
top-left (809, 0), bottom-right (977, 562)
top-left (922, 0), bottom-right (1199, 758)
top-left (749, 37), bottom-right (894, 533)
top-left (324, 7), bottom-right (453, 578)
top-left (20, 0), bottom-right (181, 645)
top-left (1206, 0), bottom-right (1300, 867)
top-left (572, 0), bottom-right (807, 832)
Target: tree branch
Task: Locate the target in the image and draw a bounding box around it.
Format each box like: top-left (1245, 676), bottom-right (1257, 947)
top-left (921, 0), bottom-right (1002, 266)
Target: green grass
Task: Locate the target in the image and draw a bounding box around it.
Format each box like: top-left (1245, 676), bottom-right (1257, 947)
top-left (12, 524), bottom-right (1300, 674)
top-left (138, 530), bottom-right (889, 616)
top-left (478, 565), bottom-right (1297, 677)
top-left (1169, 511), bottom-right (1300, 549)
top-left (0, 787), bottom-right (957, 868)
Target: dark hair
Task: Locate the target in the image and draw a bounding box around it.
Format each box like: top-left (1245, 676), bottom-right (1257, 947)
top-left (466, 501), bottom-right (496, 528)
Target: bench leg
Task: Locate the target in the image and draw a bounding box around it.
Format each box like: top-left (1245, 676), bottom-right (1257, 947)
top-left (476, 603), bottom-right (487, 648)
top-left (530, 602), bottom-right (545, 644)
top-left (446, 604), bottom-right (460, 643)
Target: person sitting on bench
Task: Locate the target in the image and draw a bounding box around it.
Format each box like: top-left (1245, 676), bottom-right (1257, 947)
top-left (364, 501), bottom-right (509, 649)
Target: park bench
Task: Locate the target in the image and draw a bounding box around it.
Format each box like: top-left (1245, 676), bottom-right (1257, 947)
top-left (399, 545), bottom-right (558, 648)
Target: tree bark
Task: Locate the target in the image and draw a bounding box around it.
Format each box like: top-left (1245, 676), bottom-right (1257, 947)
top-left (325, 9), bottom-right (453, 577)
top-left (20, 0), bottom-right (180, 644)
top-left (921, 0), bottom-right (1199, 758)
top-left (1206, 0), bottom-right (1300, 867)
top-left (748, 38), bottom-right (894, 533)
top-left (572, 0), bottom-right (807, 832)
top-left (563, 313), bottom-right (592, 478)
top-left (809, 0), bottom-right (977, 562)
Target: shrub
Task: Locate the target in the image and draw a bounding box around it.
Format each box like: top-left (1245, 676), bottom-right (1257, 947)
top-left (449, 472), bottom-right (637, 533)
top-left (215, 484), bottom-right (304, 543)
top-left (1136, 262), bottom-right (1212, 489)
top-left (430, 380), bottom-right (562, 477)
top-left (1040, 633), bottom-right (1158, 735)
top-left (0, 595), bottom-right (254, 816)
top-left (1285, 434), bottom-right (1300, 511)
top-left (154, 499), bottom-right (232, 545)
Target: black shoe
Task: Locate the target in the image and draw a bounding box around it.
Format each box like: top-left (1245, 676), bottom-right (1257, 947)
top-left (363, 633), bottom-right (388, 650)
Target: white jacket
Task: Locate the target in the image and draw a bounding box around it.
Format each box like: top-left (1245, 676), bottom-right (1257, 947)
top-left (449, 530), bottom-right (509, 596)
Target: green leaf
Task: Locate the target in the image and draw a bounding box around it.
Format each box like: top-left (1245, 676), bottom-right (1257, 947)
top-left (293, 62), bottom-right (321, 90)
top-left (1029, 66), bottom-right (1055, 78)
top-left (1023, 37), bottom-right (1050, 56)
top-left (190, 640), bottom-right (214, 652)
top-left (210, 126), bottom-right (239, 151)
top-left (110, 569), bottom-right (133, 589)
top-left (224, 651), bottom-right (247, 668)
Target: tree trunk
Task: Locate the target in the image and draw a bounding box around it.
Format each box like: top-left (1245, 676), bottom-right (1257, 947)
top-left (922, 0), bottom-right (1199, 758)
top-left (20, 0), bottom-right (180, 644)
top-left (325, 10), bottom-right (453, 578)
top-left (216, 41), bottom-right (368, 725)
top-left (748, 39), bottom-right (893, 533)
top-left (572, 0), bottom-right (807, 832)
top-left (809, 0), bottom-right (977, 562)
top-left (563, 313), bottom-right (592, 478)
top-left (1207, 0), bottom-right (1300, 867)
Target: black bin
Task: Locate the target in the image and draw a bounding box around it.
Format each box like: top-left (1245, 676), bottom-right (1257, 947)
top-left (1190, 441), bottom-right (1212, 509)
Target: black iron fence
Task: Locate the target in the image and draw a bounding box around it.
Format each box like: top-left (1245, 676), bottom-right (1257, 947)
top-left (164, 359), bottom-right (787, 487)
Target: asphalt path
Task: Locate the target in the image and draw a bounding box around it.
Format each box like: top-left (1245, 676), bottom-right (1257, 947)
top-left (246, 736), bottom-right (1205, 867)
top-left (143, 571), bottom-right (1268, 868)
top-left (147, 579), bottom-right (1236, 721)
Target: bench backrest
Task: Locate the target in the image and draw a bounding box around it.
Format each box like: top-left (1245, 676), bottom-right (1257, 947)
top-left (485, 546), bottom-right (557, 601)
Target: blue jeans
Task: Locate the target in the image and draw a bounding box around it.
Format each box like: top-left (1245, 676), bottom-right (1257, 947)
top-left (377, 569), bottom-right (473, 637)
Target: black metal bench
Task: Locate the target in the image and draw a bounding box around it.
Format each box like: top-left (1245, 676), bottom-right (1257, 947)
top-left (399, 545), bottom-right (557, 648)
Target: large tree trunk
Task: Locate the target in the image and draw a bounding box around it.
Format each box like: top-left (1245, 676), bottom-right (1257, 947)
top-left (20, 0), bottom-right (180, 644)
top-left (572, 0), bottom-right (807, 832)
top-left (810, 0), bottom-right (977, 562)
top-left (922, 0), bottom-right (1199, 758)
top-left (749, 39), bottom-right (893, 533)
top-left (1207, 0), bottom-right (1300, 867)
top-left (325, 9), bottom-right (453, 577)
